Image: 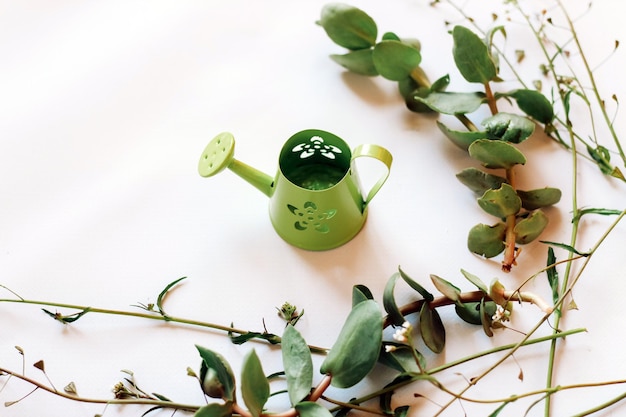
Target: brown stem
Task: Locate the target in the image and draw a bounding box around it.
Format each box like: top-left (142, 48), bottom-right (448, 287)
top-left (502, 167), bottom-right (518, 272)
top-left (309, 375), bottom-right (332, 402)
top-left (0, 367), bottom-right (199, 412)
top-left (384, 289), bottom-right (553, 328)
top-left (384, 291), bottom-right (485, 327)
top-left (484, 82), bottom-right (498, 115)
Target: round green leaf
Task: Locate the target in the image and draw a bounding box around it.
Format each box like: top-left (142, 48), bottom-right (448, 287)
top-left (455, 302), bottom-right (482, 325)
top-left (330, 49), bottom-right (378, 76)
top-left (517, 187), bottom-right (562, 210)
top-left (295, 402), bottom-right (334, 417)
top-left (318, 3), bottom-right (377, 50)
top-left (514, 210), bottom-right (549, 244)
top-left (241, 350), bottom-right (269, 417)
top-left (320, 299), bottom-right (383, 388)
top-left (419, 303), bottom-right (445, 353)
top-left (508, 89), bottom-right (554, 124)
top-left (413, 91), bottom-right (486, 115)
top-left (467, 222), bottom-right (506, 258)
top-left (194, 402), bottom-right (234, 417)
top-left (372, 40), bottom-right (422, 81)
top-left (282, 325), bottom-right (313, 405)
top-left (437, 122), bottom-right (487, 151)
top-left (382, 31), bottom-right (401, 41)
top-left (477, 183), bottom-right (522, 218)
top-left (481, 113), bottom-right (535, 143)
top-left (452, 25), bottom-right (497, 84)
top-left (456, 167), bottom-right (507, 195)
top-left (468, 139), bottom-right (527, 169)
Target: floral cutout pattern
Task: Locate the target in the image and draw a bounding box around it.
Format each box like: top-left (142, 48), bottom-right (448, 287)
top-left (292, 136), bottom-right (342, 159)
top-left (287, 201), bottom-right (337, 233)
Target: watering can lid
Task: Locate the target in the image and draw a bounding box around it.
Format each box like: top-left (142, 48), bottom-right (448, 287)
top-left (198, 132), bottom-right (236, 177)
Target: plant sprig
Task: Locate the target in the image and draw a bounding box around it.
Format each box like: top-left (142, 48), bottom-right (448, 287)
top-left (2, 2), bottom-right (625, 417)
top-left (0, 275), bottom-right (594, 417)
top-left (318, 2), bottom-right (567, 271)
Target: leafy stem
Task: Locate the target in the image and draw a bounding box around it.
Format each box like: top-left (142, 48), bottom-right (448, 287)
top-left (0, 292), bottom-right (329, 354)
top-left (330, 327), bottom-right (586, 411)
top-left (0, 366), bottom-right (200, 412)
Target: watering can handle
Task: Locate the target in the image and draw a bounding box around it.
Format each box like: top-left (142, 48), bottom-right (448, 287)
top-left (352, 144), bottom-right (393, 206)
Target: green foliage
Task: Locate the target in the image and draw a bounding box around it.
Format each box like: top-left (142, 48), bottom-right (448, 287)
top-left (415, 91), bottom-right (486, 114)
top-left (241, 350), bottom-right (269, 417)
top-left (295, 401), bottom-right (334, 417)
top-left (452, 25), bottom-right (498, 84)
top-left (372, 40), bottom-right (422, 81)
top-left (456, 167), bottom-right (507, 195)
top-left (196, 345), bottom-right (236, 401)
top-left (468, 223), bottom-right (506, 258)
top-left (460, 269), bottom-right (489, 293)
top-left (478, 184), bottom-right (522, 218)
top-left (378, 345), bottom-right (425, 373)
top-left (317, 3), bottom-right (377, 50)
top-left (482, 113), bottom-right (535, 143)
top-left (330, 49), bottom-right (378, 76)
top-left (507, 89), bottom-right (555, 124)
top-left (384, 269), bottom-right (434, 326)
top-left (282, 325), bottom-right (314, 405)
top-left (546, 247), bottom-right (560, 309)
top-left (320, 300), bottom-right (383, 388)
top-left (437, 122), bottom-right (487, 150)
top-left (318, 4), bottom-right (564, 268)
top-left (517, 188), bottom-right (562, 210)
top-left (514, 210), bottom-right (549, 244)
top-left (419, 303), bottom-right (445, 353)
top-left (194, 402), bottom-right (233, 417)
top-left (469, 140), bottom-right (527, 169)
top-left (352, 284), bottom-right (374, 305)
top-left (430, 274), bottom-right (461, 302)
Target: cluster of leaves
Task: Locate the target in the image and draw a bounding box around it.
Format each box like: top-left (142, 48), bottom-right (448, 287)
top-left (317, 3), bottom-right (563, 271)
top-left (0, 267), bottom-right (594, 416)
top-left (190, 266), bottom-right (540, 417)
top-left (382, 267), bottom-right (512, 355)
top-left (192, 298), bottom-right (383, 417)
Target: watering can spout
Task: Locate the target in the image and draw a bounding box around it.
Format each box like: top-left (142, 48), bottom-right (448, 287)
top-left (227, 159), bottom-right (274, 197)
top-left (198, 132), bottom-right (274, 198)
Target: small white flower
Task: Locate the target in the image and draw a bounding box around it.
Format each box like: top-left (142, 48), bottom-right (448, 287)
top-left (492, 305), bottom-right (509, 323)
top-left (385, 345), bottom-right (397, 353)
top-left (392, 321), bottom-right (412, 343)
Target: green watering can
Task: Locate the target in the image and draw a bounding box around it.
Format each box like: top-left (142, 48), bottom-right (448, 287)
top-left (198, 129), bottom-right (392, 250)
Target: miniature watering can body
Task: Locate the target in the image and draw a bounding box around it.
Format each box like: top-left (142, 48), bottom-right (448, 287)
top-left (198, 129), bottom-right (392, 251)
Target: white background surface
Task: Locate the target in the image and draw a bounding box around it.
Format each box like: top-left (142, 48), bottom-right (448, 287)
top-left (1, 1), bottom-right (625, 416)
